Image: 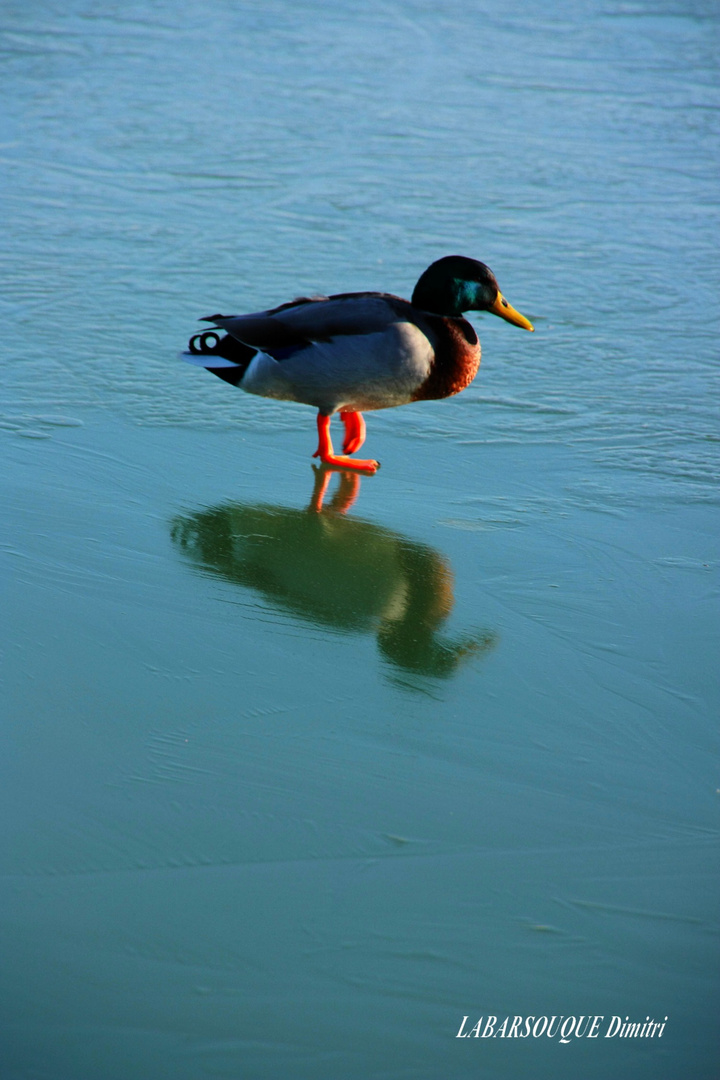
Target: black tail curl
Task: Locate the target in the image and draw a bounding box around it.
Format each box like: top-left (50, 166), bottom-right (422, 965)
top-left (188, 330), bottom-right (221, 354)
top-left (188, 330), bottom-right (256, 363)
top-left (186, 331), bottom-right (257, 385)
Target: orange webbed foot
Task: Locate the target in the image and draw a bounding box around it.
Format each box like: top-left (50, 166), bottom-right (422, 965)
top-left (311, 449), bottom-right (380, 474)
top-left (314, 413), bottom-right (380, 474)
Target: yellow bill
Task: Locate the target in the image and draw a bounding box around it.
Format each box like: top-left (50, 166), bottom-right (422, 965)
top-left (490, 292), bottom-right (534, 331)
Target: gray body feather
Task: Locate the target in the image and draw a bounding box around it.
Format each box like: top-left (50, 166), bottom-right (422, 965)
top-left (202, 293), bottom-right (440, 414)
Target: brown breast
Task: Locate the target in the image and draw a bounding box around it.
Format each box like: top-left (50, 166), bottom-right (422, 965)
top-left (411, 316), bottom-right (481, 402)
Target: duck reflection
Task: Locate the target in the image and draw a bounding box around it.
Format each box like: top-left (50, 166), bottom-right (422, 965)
top-left (170, 470), bottom-right (495, 682)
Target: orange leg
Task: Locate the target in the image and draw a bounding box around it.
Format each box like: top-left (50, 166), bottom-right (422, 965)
top-left (341, 410), bottom-right (366, 454)
top-left (312, 413), bottom-right (379, 474)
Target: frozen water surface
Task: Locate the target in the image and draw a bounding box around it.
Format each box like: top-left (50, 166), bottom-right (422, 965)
top-left (1, 1), bottom-right (718, 1077)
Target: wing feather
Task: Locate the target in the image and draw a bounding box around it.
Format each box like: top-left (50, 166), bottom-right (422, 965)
top-left (203, 292), bottom-right (416, 354)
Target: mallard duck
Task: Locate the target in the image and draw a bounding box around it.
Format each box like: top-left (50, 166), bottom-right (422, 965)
top-left (181, 255), bottom-right (534, 473)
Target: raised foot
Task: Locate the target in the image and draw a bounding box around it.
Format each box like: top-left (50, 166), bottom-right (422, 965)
top-left (312, 451), bottom-right (380, 475)
top-left (343, 434), bottom-right (364, 455)
top-left (341, 411), bottom-right (367, 455)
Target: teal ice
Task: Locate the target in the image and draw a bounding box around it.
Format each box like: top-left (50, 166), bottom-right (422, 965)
top-left (2, 2), bottom-right (718, 1078)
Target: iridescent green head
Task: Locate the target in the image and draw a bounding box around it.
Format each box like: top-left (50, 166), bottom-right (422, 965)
top-left (411, 255), bottom-right (534, 330)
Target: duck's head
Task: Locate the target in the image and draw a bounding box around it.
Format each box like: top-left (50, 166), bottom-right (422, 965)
top-left (411, 255), bottom-right (534, 331)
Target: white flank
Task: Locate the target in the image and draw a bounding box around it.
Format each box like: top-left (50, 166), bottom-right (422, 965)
top-left (179, 350), bottom-right (242, 369)
top-left (238, 324), bottom-right (434, 414)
